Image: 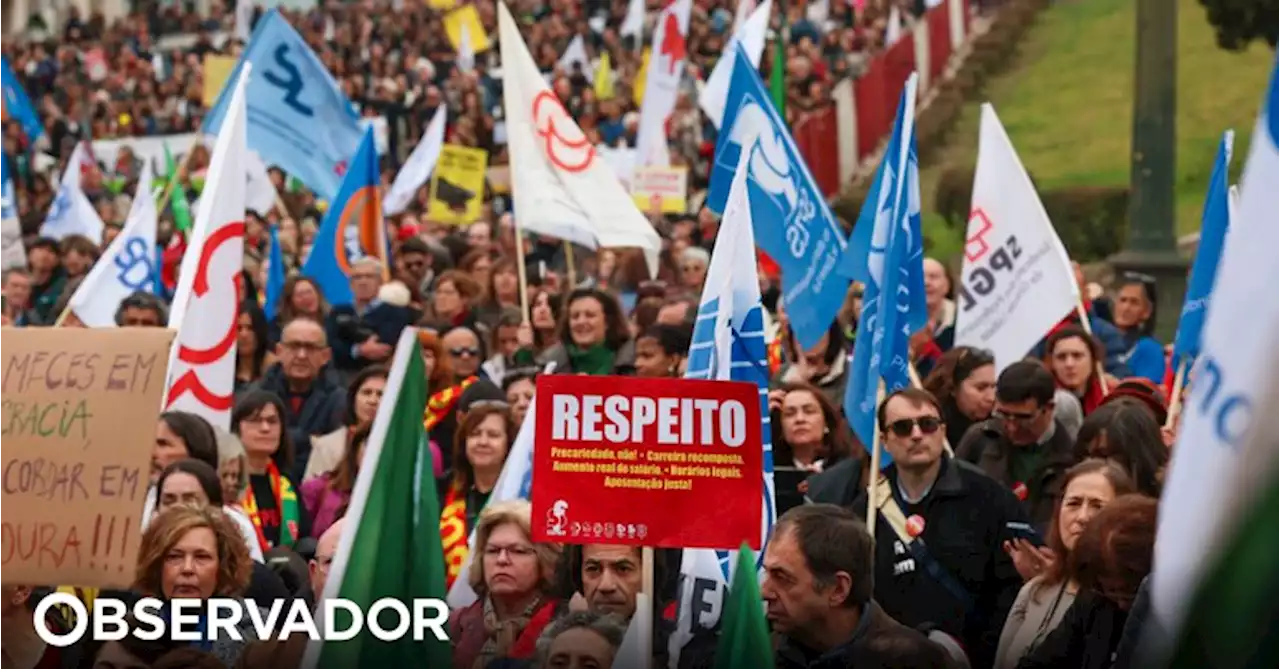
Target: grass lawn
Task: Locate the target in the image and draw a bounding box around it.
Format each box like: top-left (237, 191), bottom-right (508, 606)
top-left (917, 0), bottom-right (1275, 259)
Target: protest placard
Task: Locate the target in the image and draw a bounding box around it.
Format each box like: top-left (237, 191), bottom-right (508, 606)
top-left (427, 145), bottom-right (489, 224)
top-left (1, 328), bottom-right (176, 587)
top-left (530, 375), bottom-right (762, 549)
top-left (631, 165), bottom-right (688, 214)
top-left (202, 55), bottom-right (238, 107)
top-left (444, 5), bottom-right (491, 53)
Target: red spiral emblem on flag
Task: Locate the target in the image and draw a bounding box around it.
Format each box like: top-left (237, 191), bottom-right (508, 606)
top-left (532, 91), bottom-right (595, 173)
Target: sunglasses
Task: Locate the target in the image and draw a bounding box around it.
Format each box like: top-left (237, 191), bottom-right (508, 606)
top-left (450, 347), bottom-right (480, 358)
top-left (886, 416), bottom-right (943, 438)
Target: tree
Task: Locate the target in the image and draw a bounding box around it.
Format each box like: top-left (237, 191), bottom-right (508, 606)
top-left (1199, 0), bottom-right (1278, 51)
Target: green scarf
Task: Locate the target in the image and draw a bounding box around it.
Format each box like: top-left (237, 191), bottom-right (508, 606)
top-left (567, 343), bottom-right (616, 375)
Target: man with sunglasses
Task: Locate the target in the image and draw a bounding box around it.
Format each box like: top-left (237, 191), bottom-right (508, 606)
top-left (852, 388), bottom-right (1026, 669)
top-left (956, 361), bottom-right (1078, 532)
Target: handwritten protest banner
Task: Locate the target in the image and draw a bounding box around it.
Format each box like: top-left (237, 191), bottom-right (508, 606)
top-left (531, 375), bottom-right (762, 549)
top-left (1, 328), bottom-right (175, 587)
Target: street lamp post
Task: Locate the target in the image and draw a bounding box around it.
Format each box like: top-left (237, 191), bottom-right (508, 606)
top-left (1111, 0), bottom-right (1187, 342)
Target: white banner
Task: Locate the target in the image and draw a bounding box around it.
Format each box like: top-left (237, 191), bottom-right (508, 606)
top-left (953, 104), bottom-right (1077, 370)
top-left (635, 0), bottom-right (692, 167)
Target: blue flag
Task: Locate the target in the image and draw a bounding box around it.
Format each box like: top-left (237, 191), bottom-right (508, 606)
top-left (709, 45), bottom-right (849, 350)
top-left (842, 74), bottom-right (928, 456)
top-left (2, 56), bottom-right (44, 141)
top-left (1170, 131), bottom-right (1233, 374)
top-left (302, 128), bottom-right (385, 307)
top-left (263, 223), bottom-right (286, 322)
top-left (203, 9), bottom-right (362, 199)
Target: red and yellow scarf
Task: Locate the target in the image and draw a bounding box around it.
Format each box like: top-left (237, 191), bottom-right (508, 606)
top-left (240, 461), bottom-right (300, 553)
top-left (424, 376), bottom-right (478, 431)
top-left (440, 481), bottom-right (471, 588)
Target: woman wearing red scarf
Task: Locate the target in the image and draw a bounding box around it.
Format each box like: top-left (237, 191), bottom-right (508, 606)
top-left (1044, 326), bottom-right (1111, 416)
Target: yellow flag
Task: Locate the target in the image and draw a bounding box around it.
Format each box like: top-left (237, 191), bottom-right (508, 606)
top-left (595, 51), bottom-right (614, 100)
top-left (444, 5), bottom-right (492, 53)
top-left (632, 48), bottom-right (651, 107)
top-left (202, 55), bottom-right (237, 107)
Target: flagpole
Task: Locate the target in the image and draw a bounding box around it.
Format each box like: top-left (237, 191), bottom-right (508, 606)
top-left (865, 380), bottom-right (886, 535)
top-left (1165, 360), bottom-right (1187, 429)
top-left (1074, 300), bottom-right (1110, 397)
top-left (563, 241), bottom-right (577, 288)
top-left (513, 217), bottom-right (531, 323)
top-left (155, 146), bottom-right (201, 219)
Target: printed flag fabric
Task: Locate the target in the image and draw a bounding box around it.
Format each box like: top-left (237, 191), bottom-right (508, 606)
top-left (498, 2), bottom-right (662, 278)
top-left (2, 158), bottom-right (24, 270)
top-left (163, 64), bottom-right (250, 431)
top-left (671, 149), bottom-right (776, 667)
top-left (2, 55), bottom-right (44, 140)
top-left (1170, 130), bottom-right (1234, 374)
top-left (384, 108), bottom-right (447, 216)
top-left (710, 44), bottom-right (849, 350)
top-left (634, 0), bottom-right (692, 167)
top-left (841, 73), bottom-right (927, 453)
top-left (305, 329), bottom-right (452, 668)
top-left (301, 127), bottom-right (386, 307)
top-left (203, 9), bottom-right (363, 199)
top-left (40, 143), bottom-right (105, 244)
top-left (1149, 62), bottom-right (1279, 657)
top-left (951, 104), bottom-right (1078, 371)
top-left (67, 163), bottom-right (159, 327)
top-left (263, 223), bottom-right (286, 322)
top-left (713, 544), bottom-right (773, 669)
top-left (700, 0), bottom-right (772, 129)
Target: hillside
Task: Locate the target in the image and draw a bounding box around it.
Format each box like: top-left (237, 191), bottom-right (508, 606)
top-left (917, 0), bottom-right (1275, 259)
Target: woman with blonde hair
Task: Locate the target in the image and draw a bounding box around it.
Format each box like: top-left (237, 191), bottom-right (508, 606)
top-left (216, 428), bottom-right (249, 508)
top-left (451, 500), bottom-right (561, 669)
top-left (133, 505), bottom-right (260, 665)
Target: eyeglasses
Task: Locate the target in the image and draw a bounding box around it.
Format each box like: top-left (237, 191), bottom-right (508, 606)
top-left (886, 416), bottom-right (943, 438)
top-left (992, 407), bottom-right (1043, 425)
top-left (450, 347), bottom-right (480, 358)
top-left (483, 544), bottom-right (536, 559)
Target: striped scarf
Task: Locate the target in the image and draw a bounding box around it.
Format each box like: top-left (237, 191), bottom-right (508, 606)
top-left (424, 376), bottom-right (478, 431)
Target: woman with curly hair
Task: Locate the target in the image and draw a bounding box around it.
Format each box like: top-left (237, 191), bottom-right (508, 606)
top-left (133, 505), bottom-right (260, 665)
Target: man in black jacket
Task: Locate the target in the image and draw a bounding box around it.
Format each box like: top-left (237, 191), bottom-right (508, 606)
top-left (851, 388), bottom-right (1027, 669)
top-left (955, 360), bottom-right (1076, 532)
top-left (326, 258), bottom-right (416, 378)
top-left (252, 316), bottom-right (345, 482)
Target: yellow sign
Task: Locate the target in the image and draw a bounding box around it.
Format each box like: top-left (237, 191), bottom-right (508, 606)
top-left (202, 55), bottom-right (237, 107)
top-left (444, 5), bottom-right (492, 53)
top-left (631, 166), bottom-right (689, 214)
top-left (427, 0), bottom-right (455, 7)
top-left (428, 145), bottom-right (489, 224)
top-left (633, 48), bottom-right (651, 106)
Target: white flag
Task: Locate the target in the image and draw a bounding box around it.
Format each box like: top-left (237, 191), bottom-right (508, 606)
top-left (700, 0), bottom-right (772, 129)
top-left (635, 0), bottom-right (692, 167)
top-left (2, 164), bottom-right (24, 270)
top-left (614, 593), bottom-right (654, 669)
top-left (670, 152), bottom-right (776, 667)
top-left (384, 109), bottom-right (447, 216)
top-left (621, 0), bottom-right (646, 39)
top-left (732, 0), bottom-right (758, 34)
top-left (558, 34), bottom-right (594, 83)
top-left (163, 64), bottom-right (250, 431)
top-left (1150, 66), bottom-right (1280, 641)
top-left (66, 163), bottom-right (159, 327)
top-left (234, 0), bottom-right (254, 42)
top-left (886, 5), bottom-right (904, 45)
top-left (40, 143), bottom-right (105, 244)
top-left (458, 23), bottom-right (476, 73)
top-left (498, 2), bottom-right (662, 278)
top-left (952, 104), bottom-right (1077, 371)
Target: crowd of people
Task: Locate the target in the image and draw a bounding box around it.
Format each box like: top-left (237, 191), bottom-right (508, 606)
top-left (0, 1), bottom-right (1190, 669)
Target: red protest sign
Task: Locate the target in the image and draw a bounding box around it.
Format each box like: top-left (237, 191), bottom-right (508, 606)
top-left (530, 375), bottom-right (763, 550)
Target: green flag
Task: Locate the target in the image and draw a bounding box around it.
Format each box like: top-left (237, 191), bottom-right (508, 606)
top-left (770, 35), bottom-right (786, 119)
top-left (714, 543), bottom-right (773, 669)
top-left (309, 329), bottom-right (452, 668)
top-left (163, 142), bottom-right (193, 233)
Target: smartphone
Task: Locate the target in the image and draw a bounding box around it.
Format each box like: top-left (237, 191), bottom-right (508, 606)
top-left (1004, 521), bottom-right (1046, 547)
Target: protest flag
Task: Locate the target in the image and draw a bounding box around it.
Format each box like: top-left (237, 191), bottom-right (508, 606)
top-left (1169, 130), bottom-right (1233, 383)
top-left (713, 544), bottom-right (772, 669)
top-left (840, 73), bottom-right (927, 455)
top-left (635, 0), bottom-right (692, 167)
top-left (1, 158), bottom-right (24, 270)
top-left (163, 141), bottom-right (194, 233)
top-left (709, 43), bottom-right (850, 350)
top-left (301, 127), bottom-right (387, 307)
top-left (65, 162), bottom-right (159, 327)
top-left (40, 142), bottom-right (105, 243)
top-left (498, 1), bottom-right (662, 278)
top-left (951, 104), bottom-right (1078, 372)
top-left (700, 0), bottom-right (772, 129)
top-left (384, 108), bottom-right (447, 216)
top-left (263, 223), bottom-right (286, 322)
top-left (770, 34), bottom-right (785, 118)
top-left (304, 328), bottom-right (452, 668)
top-left (163, 64), bottom-right (250, 431)
top-left (1, 55), bottom-right (44, 141)
top-left (203, 9), bottom-right (363, 199)
top-left (1146, 62), bottom-right (1279, 668)
top-left (670, 149), bottom-right (776, 664)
